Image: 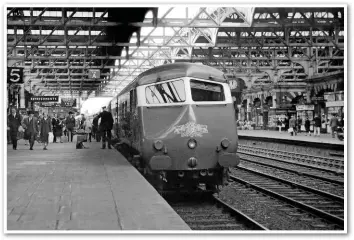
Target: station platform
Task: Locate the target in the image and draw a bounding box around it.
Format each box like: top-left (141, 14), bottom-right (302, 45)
top-left (238, 129), bottom-right (344, 146)
top-left (7, 140), bottom-right (190, 231)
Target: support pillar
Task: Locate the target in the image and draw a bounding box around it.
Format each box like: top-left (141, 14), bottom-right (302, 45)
top-left (272, 94), bottom-right (277, 108)
top-left (20, 84), bottom-right (25, 108)
top-left (246, 98), bottom-right (251, 121)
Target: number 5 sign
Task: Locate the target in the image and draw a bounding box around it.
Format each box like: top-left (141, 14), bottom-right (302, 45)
top-left (7, 67), bottom-right (24, 84)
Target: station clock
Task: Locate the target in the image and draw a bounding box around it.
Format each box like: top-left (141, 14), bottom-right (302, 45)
top-left (228, 80), bottom-right (238, 90)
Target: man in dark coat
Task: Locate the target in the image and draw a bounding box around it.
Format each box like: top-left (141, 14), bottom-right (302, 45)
top-left (22, 111), bottom-right (39, 150)
top-left (8, 108), bottom-right (22, 150)
top-left (65, 112), bottom-right (75, 142)
top-left (96, 106), bottom-right (114, 149)
top-left (92, 114), bottom-right (99, 141)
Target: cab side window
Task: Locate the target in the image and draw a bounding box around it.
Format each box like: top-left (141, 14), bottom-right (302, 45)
top-left (145, 79), bottom-right (185, 104)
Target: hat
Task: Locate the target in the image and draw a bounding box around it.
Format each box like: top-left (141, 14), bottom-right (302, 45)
top-left (27, 110), bottom-right (33, 115)
top-left (102, 106), bottom-right (106, 109)
top-left (69, 111), bottom-right (73, 114)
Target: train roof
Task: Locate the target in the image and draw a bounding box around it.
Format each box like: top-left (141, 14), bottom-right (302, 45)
top-left (136, 63), bottom-right (227, 85)
top-left (118, 63), bottom-right (227, 96)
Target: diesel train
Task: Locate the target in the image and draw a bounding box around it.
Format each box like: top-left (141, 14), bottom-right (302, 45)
top-left (109, 63), bottom-right (240, 192)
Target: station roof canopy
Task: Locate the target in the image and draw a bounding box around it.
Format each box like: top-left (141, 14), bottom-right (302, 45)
top-left (7, 7), bottom-right (344, 98)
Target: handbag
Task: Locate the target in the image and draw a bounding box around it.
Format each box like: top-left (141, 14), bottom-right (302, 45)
top-left (48, 132), bottom-right (54, 143)
top-left (288, 127), bottom-right (294, 133)
top-left (300, 125), bottom-right (306, 131)
top-left (281, 124), bottom-right (285, 127)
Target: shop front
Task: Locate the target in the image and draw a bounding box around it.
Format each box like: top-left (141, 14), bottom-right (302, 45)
top-left (324, 91), bottom-right (344, 119)
top-left (267, 107), bottom-right (296, 130)
top-left (296, 104), bottom-right (314, 126)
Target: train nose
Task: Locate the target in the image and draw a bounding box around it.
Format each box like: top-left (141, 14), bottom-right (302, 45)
top-left (187, 157), bottom-right (198, 168)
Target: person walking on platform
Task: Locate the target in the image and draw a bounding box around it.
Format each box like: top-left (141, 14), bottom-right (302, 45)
top-left (83, 117), bottom-right (92, 142)
top-left (96, 106), bottom-right (114, 149)
top-left (305, 117), bottom-right (311, 136)
top-left (8, 107), bottom-right (22, 150)
top-left (52, 113), bottom-right (63, 143)
top-left (313, 114), bottom-right (321, 137)
top-left (39, 112), bottom-right (52, 150)
top-left (65, 112), bottom-right (75, 142)
top-left (289, 115), bottom-right (296, 136)
top-left (22, 111), bottom-right (39, 150)
top-left (329, 114), bottom-right (339, 138)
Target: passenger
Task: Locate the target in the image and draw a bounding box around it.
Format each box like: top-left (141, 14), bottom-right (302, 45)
top-left (52, 113), bottom-right (63, 143)
top-left (305, 117), bottom-right (311, 136)
top-left (297, 117), bottom-right (302, 134)
top-left (289, 115), bottom-right (296, 136)
top-left (329, 114), bottom-right (339, 138)
top-left (83, 117), bottom-right (92, 142)
top-left (8, 107), bottom-right (22, 150)
top-left (80, 114), bottom-right (86, 129)
top-left (39, 112), bottom-right (52, 150)
top-left (93, 114), bottom-right (100, 142)
top-left (313, 114), bottom-right (321, 137)
top-left (277, 118), bottom-right (282, 133)
top-left (22, 111), bottom-right (39, 150)
top-left (96, 106), bottom-right (114, 149)
top-left (21, 113), bottom-right (30, 145)
top-left (284, 117), bottom-right (289, 132)
top-left (65, 112), bottom-right (75, 142)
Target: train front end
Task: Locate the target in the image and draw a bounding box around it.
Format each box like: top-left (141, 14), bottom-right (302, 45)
top-left (138, 76), bottom-right (240, 192)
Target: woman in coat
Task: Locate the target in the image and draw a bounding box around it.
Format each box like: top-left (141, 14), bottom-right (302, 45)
top-left (39, 112), bottom-right (52, 150)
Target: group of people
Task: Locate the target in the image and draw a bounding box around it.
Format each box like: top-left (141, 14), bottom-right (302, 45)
top-left (71, 106), bottom-right (114, 149)
top-left (7, 105), bottom-right (114, 151)
top-left (8, 108), bottom-right (53, 150)
top-left (277, 113), bottom-right (344, 138)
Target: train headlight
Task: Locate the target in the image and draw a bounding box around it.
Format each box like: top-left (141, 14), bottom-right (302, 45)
top-left (187, 139), bottom-right (197, 149)
top-left (221, 138), bottom-right (230, 149)
top-left (153, 140), bottom-right (164, 151)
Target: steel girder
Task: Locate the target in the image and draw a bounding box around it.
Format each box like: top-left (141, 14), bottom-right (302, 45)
top-left (105, 7), bottom-right (343, 95)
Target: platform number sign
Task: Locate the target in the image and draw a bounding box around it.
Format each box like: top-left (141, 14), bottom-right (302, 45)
top-left (7, 67), bottom-right (24, 84)
top-left (88, 70), bottom-right (100, 79)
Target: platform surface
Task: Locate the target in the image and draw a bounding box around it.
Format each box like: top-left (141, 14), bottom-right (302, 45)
top-left (238, 129), bottom-right (344, 145)
top-left (6, 140), bottom-right (190, 231)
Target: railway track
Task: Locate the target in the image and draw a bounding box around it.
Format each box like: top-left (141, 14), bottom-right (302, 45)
top-left (230, 167), bottom-right (344, 229)
top-left (238, 145), bottom-right (344, 173)
top-left (238, 147), bottom-right (344, 183)
top-left (237, 160), bottom-right (344, 197)
top-left (165, 193), bottom-right (268, 231)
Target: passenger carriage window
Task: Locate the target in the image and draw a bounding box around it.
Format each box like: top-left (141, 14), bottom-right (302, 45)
top-left (190, 79), bottom-right (225, 102)
top-left (145, 79), bottom-right (185, 104)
